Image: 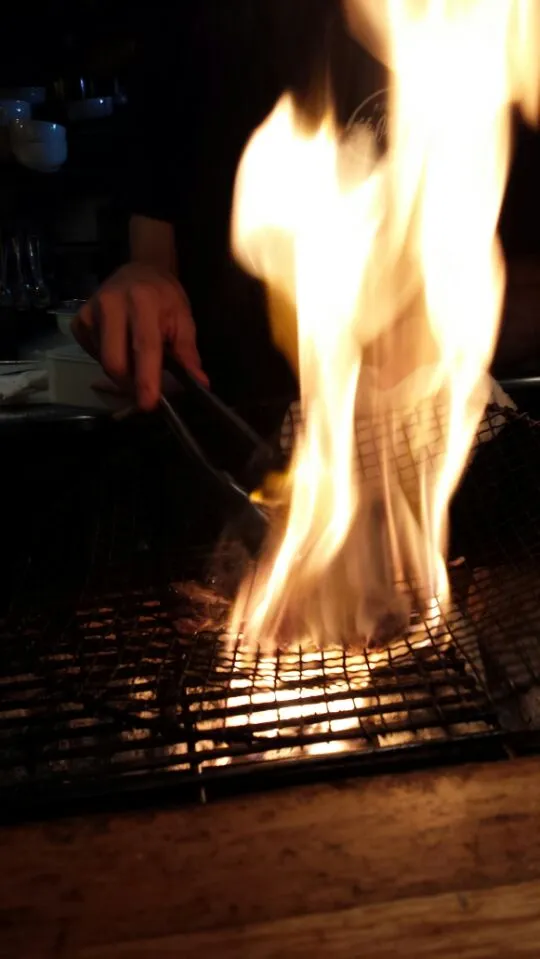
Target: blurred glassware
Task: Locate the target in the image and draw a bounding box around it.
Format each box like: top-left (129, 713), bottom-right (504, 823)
top-left (113, 78), bottom-right (128, 107)
top-left (11, 235), bottom-right (31, 311)
top-left (26, 234), bottom-right (51, 309)
top-left (52, 76), bottom-right (96, 103)
top-left (0, 234), bottom-right (12, 308)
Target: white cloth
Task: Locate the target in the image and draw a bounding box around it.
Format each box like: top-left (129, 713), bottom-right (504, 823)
top-left (0, 366), bottom-right (48, 403)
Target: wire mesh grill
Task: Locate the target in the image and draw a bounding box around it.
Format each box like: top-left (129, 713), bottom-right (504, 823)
top-left (1, 402), bottom-right (540, 817)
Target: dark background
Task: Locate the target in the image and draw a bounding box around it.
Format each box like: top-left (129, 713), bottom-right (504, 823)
top-left (0, 0), bottom-right (142, 87)
top-left (0, 0), bottom-right (539, 369)
top-left (0, 0), bottom-right (163, 369)
top-left (2, 0), bottom-right (538, 250)
top-left (0, 0), bottom-right (156, 304)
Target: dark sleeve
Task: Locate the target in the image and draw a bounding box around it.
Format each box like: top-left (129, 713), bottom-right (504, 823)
top-left (123, 7), bottom-right (197, 224)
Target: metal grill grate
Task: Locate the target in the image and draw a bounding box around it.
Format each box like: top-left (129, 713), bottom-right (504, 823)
top-left (1, 404), bottom-right (540, 819)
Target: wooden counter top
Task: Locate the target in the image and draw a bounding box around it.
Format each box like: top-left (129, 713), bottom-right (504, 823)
top-left (1, 756), bottom-right (540, 958)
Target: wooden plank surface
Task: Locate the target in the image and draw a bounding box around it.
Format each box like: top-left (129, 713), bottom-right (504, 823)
top-left (75, 879), bottom-right (540, 959)
top-left (1, 757), bottom-right (540, 958)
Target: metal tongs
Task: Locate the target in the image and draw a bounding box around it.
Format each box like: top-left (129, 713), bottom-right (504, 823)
top-left (159, 355), bottom-right (278, 557)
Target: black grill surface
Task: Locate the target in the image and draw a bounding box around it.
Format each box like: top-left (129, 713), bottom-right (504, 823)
top-left (1, 405), bottom-right (540, 821)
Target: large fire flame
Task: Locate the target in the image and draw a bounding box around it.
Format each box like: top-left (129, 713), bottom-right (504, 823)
top-left (230, 0), bottom-right (540, 653)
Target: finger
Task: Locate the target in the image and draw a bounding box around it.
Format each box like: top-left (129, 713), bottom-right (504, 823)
top-left (167, 308), bottom-right (210, 387)
top-left (128, 286), bottom-right (163, 410)
top-left (97, 290), bottom-right (130, 384)
top-left (171, 340), bottom-right (210, 387)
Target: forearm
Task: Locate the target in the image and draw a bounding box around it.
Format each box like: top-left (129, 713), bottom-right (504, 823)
top-left (129, 215), bottom-right (178, 276)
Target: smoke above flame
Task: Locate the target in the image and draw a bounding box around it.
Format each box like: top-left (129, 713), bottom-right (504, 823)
top-left (230, 0), bottom-right (540, 653)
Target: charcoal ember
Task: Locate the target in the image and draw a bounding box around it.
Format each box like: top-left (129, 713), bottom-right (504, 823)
top-left (171, 581), bottom-right (227, 607)
top-left (366, 602), bottom-right (411, 651)
top-left (173, 615), bottom-right (216, 635)
top-left (171, 581), bottom-right (230, 634)
top-left (204, 534), bottom-right (253, 600)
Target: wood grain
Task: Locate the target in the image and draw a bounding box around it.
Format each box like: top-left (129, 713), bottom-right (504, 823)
top-left (1, 757), bottom-right (540, 958)
top-left (75, 879), bottom-right (540, 959)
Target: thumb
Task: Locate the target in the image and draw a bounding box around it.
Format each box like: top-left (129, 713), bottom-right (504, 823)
top-left (173, 344), bottom-right (210, 388)
top-left (168, 309), bottom-right (210, 388)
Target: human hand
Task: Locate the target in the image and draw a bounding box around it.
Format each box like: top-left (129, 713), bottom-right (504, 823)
top-left (71, 262), bottom-right (208, 410)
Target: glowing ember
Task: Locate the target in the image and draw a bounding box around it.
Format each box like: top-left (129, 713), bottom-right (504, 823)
top-left (192, 621), bottom-right (491, 770)
top-left (200, 648), bottom-right (373, 765)
top-left (230, 0), bottom-right (540, 654)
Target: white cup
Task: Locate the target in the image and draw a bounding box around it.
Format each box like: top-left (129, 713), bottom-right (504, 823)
top-left (10, 119), bottom-right (67, 172)
top-left (0, 99), bottom-right (31, 126)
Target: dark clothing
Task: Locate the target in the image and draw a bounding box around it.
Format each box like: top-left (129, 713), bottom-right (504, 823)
top-left (127, 0), bottom-right (540, 407)
top-left (127, 1), bottom-right (383, 409)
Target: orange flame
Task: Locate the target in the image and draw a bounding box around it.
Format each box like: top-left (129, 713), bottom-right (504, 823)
top-left (230, 0), bottom-right (540, 653)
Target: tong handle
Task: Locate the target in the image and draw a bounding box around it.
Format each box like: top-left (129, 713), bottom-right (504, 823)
top-left (159, 394), bottom-right (268, 556)
top-left (159, 395), bottom-right (235, 496)
top-left (163, 354), bottom-right (274, 465)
